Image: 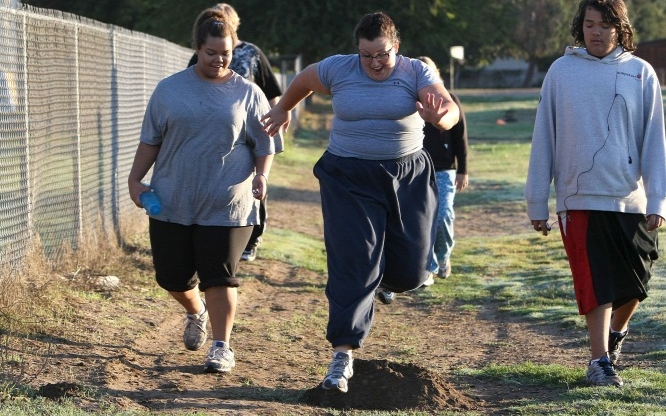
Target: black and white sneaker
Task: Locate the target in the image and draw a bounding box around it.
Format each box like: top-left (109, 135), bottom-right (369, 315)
top-left (241, 247), bottom-right (257, 262)
top-left (608, 329), bottom-right (628, 365)
top-left (586, 356), bottom-right (623, 387)
top-left (375, 287), bottom-right (395, 304)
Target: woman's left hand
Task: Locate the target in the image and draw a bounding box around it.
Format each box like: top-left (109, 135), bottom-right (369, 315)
top-left (647, 214), bottom-right (664, 232)
top-left (416, 92), bottom-right (448, 126)
top-left (455, 174), bottom-right (468, 192)
top-left (251, 174), bottom-right (267, 200)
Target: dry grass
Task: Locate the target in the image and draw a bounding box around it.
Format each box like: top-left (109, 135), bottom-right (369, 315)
top-left (0, 212), bottom-right (150, 390)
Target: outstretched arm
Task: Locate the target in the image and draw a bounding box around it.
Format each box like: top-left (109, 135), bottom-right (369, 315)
top-left (261, 63), bottom-right (329, 136)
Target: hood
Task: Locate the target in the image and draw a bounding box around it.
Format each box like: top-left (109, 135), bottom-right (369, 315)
top-left (563, 46), bottom-right (632, 64)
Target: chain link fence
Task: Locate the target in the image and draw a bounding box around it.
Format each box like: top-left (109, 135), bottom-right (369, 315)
top-left (0, 1), bottom-right (193, 266)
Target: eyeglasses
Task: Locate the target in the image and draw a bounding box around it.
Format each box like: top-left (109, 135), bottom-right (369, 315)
top-left (358, 47), bottom-right (393, 63)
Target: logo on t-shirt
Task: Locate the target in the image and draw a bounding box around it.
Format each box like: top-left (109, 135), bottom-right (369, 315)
top-left (617, 70), bottom-right (642, 80)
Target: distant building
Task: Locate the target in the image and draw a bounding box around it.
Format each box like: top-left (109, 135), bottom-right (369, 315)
top-left (457, 58), bottom-right (546, 89)
top-left (634, 39), bottom-right (666, 85)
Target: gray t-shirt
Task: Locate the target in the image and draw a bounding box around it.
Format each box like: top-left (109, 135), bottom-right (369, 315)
top-left (318, 54), bottom-right (441, 160)
top-left (140, 66), bottom-right (284, 226)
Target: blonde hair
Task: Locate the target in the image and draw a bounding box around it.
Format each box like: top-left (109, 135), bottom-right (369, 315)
top-left (212, 3), bottom-right (241, 32)
top-left (417, 56), bottom-right (441, 79)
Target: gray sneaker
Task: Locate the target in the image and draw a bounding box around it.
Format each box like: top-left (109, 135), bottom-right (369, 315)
top-left (586, 356), bottom-right (623, 387)
top-left (204, 341), bottom-right (236, 373)
top-left (437, 260), bottom-right (451, 278)
top-left (241, 247), bottom-right (257, 261)
top-left (183, 300), bottom-right (208, 351)
top-left (608, 329), bottom-right (628, 365)
top-left (375, 287), bottom-right (395, 304)
top-left (322, 352), bottom-right (354, 393)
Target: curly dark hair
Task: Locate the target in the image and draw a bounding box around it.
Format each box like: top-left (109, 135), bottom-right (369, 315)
top-left (571, 0), bottom-right (635, 52)
top-left (353, 12), bottom-right (400, 47)
top-left (192, 7), bottom-right (238, 51)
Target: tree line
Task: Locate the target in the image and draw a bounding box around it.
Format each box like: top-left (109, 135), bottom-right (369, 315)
top-left (22, 0), bottom-right (666, 86)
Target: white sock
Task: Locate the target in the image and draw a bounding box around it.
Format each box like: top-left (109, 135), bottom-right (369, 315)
top-left (610, 327), bottom-right (627, 335)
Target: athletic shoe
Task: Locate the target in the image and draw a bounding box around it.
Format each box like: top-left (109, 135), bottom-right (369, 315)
top-left (437, 260), bottom-right (451, 278)
top-left (183, 300), bottom-right (208, 351)
top-left (422, 273), bottom-right (435, 287)
top-left (375, 287), bottom-right (395, 304)
top-left (204, 341), bottom-right (235, 373)
top-left (322, 352), bottom-right (354, 393)
top-left (241, 247), bottom-right (257, 261)
top-left (586, 356), bottom-right (623, 387)
top-left (609, 329), bottom-right (628, 365)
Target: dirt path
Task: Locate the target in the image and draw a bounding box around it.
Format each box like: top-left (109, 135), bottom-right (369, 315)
top-left (19, 154), bottom-right (587, 415)
top-left (20, 110), bottom-right (660, 413)
top-left (90, 256), bottom-right (590, 415)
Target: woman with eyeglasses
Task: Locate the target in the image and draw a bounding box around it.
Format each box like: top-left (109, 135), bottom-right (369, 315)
top-left (261, 11), bottom-right (459, 393)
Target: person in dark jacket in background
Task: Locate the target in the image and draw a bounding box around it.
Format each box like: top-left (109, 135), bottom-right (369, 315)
top-left (375, 55), bottom-right (468, 305)
top-left (420, 56), bottom-right (468, 278)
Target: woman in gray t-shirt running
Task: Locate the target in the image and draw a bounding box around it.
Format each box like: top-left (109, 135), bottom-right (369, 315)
top-left (261, 11), bottom-right (459, 393)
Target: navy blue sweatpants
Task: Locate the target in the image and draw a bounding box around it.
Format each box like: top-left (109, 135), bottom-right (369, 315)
top-left (313, 149), bottom-right (438, 348)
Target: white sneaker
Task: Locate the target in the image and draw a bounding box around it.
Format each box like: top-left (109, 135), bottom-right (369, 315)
top-left (322, 352), bottom-right (354, 393)
top-left (204, 341), bottom-right (236, 373)
top-left (422, 273), bottom-right (435, 286)
top-left (183, 300), bottom-right (208, 351)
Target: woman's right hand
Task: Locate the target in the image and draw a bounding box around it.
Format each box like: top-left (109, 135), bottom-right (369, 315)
top-left (531, 219), bottom-right (550, 236)
top-left (261, 104), bottom-right (291, 137)
top-left (128, 180), bottom-right (151, 208)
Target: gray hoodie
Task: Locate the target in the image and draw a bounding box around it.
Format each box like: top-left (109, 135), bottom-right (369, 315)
top-left (525, 46), bottom-right (666, 220)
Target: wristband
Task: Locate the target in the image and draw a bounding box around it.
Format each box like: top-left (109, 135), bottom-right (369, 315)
top-left (257, 172), bottom-right (268, 180)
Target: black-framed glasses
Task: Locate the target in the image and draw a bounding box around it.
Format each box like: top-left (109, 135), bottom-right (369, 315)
top-left (358, 47), bottom-right (393, 63)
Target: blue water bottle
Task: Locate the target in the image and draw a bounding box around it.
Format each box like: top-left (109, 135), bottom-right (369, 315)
top-left (139, 190), bottom-right (162, 215)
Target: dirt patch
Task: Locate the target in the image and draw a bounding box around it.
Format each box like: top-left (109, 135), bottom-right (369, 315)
top-left (300, 359), bottom-right (477, 412)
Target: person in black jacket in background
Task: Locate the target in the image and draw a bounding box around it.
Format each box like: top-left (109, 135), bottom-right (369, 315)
top-left (375, 55), bottom-right (468, 305)
top-left (188, 3), bottom-right (282, 262)
top-left (420, 56), bottom-right (468, 278)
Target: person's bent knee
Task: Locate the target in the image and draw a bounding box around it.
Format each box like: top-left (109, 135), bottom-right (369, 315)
top-left (155, 275), bottom-right (199, 292)
top-left (199, 276), bottom-right (240, 291)
top-left (382, 270), bottom-right (430, 292)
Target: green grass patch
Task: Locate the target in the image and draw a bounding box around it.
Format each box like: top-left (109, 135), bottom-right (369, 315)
top-left (457, 363), bottom-right (666, 415)
top-left (261, 227), bottom-right (327, 273)
top-left (457, 91), bottom-right (539, 142)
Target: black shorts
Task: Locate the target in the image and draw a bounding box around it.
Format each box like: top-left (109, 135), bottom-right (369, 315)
top-left (559, 210), bottom-right (658, 315)
top-left (149, 219), bottom-right (253, 292)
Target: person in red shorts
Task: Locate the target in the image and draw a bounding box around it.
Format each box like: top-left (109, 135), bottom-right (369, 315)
top-left (525, 0), bottom-right (666, 387)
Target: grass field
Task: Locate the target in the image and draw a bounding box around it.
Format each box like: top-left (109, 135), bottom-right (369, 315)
top-left (1, 90), bottom-right (665, 415)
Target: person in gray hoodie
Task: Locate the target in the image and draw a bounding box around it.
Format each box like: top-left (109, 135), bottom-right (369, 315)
top-left (525, 0), bottom-right (666, 387)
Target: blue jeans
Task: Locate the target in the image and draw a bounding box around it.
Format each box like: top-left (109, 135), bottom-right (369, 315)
top-left (429, 170), bottom-right (456, 272)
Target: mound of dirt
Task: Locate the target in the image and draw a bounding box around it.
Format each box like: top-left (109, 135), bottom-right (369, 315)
top-left (37, 382), bottom-right (84, 400)
top-left (299, 359), bottom-right (478, 412)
